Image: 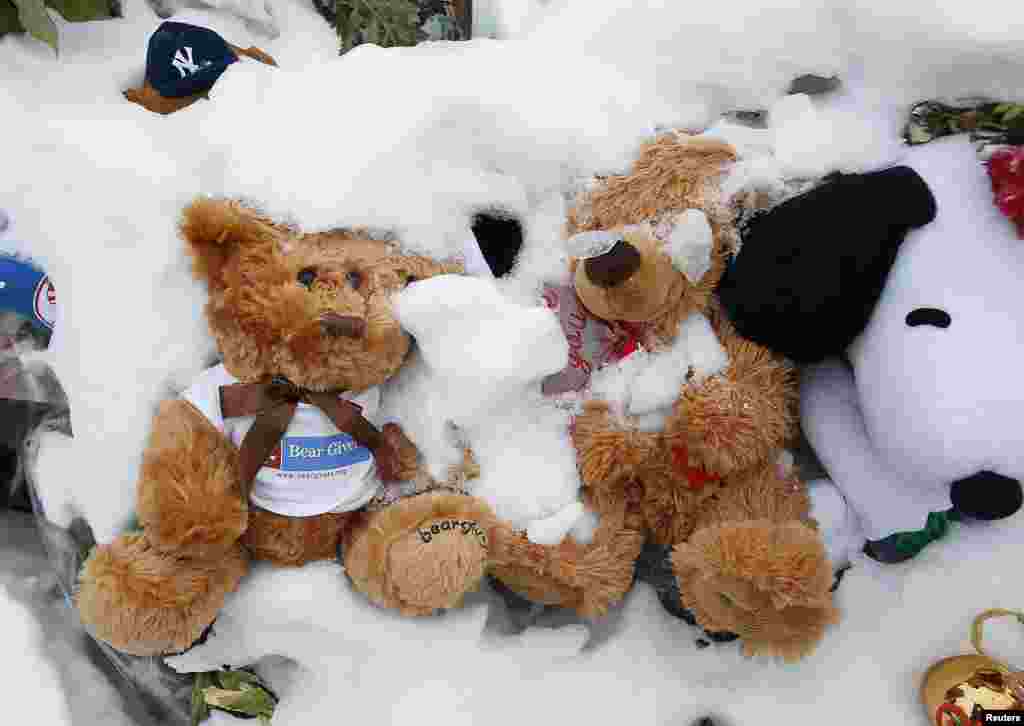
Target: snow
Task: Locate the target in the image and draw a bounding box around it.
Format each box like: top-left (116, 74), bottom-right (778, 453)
top-left (589, 312), bottom-right (729, 420)
top-left (666, 209), bottom-right (714, 284)
top-left (387, 274), bottom-right (583, 534)
top-left (565, 229), bottom-right (623, 259)
top-left (806, 478), bottom-right (865, 568)
top-left (165, 543), bottom-right (1024, 726)
top-left (2, 0), bottom-right (1023, 724)
top-left (770, 93), bottom-right (902, 177)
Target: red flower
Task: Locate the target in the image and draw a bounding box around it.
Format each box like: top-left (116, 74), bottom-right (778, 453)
top-left (987, 147), bottom-right (1024, 238)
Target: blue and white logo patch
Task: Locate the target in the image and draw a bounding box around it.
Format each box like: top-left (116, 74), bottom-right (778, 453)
top-left (264, 434), bottom-right (371, 472)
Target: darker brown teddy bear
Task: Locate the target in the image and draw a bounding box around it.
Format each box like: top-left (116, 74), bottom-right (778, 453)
top-left (493, 135), bottom-right (839, 660)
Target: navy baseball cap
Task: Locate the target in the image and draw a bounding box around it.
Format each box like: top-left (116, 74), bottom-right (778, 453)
top-left (145, 21), bottom-right (239, 98)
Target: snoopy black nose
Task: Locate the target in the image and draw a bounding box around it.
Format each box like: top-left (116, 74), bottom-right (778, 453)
top-left (950, 471), bottom-right (1023, 520)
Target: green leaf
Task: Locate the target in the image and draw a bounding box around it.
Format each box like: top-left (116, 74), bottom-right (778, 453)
top-left (204, 686), bottom-right (277, 719)
top-left (191, 673), bottom-right (215, 726)
top-left (45, 0), bottom-right (111, 22)
top-left (11, 0), bottom-right (57, 51)
top-left (1003, 105), bottom-right (1024, 122)
top-left (995, 103), bottom-right (1014, 115)
top-left (0, 0), bottom-right (25, 36)
top-left (214, 669), bottom-right (264, 692)
top-left (908, 124), bottom-right (933, 145)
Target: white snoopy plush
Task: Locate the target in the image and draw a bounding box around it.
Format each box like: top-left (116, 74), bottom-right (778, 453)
top-left (719, 136), bottom-right (1024, 563)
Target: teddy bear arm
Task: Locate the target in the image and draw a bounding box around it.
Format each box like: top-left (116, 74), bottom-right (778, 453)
top-left (677, 325), bottom-right (798, 477)
top-left (136, 399), bottom-right (248, 559)
top-left (695, 465), bottom-right (812, 532)
top-left (572, 400), bottom-right (659, 490)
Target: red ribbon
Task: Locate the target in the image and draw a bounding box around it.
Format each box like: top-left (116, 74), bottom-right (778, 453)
top-left (670, 443), bottom-right (719, 491)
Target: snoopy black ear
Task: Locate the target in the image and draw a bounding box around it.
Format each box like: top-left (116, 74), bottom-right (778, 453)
top-left (716, 166), bottom-right (937, 363)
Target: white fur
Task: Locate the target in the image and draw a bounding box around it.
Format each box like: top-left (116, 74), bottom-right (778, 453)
top-left (802, 137), bottom-right (1024, 540)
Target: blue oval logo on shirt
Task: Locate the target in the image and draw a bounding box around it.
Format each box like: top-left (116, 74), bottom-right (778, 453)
top-left (268, 434), bottom-right (371, 472)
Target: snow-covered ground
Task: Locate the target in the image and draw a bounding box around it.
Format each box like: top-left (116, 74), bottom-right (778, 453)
top-left (2, 0), bottom-right (1024, 724)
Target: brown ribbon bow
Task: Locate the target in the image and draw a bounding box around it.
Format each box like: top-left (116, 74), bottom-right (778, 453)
top-left (220, 377), bottom-right (402, 496)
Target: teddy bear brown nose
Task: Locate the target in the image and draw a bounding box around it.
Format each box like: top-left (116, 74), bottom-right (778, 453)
top-left (320, 312), bottom-right (366, 339)
top-left (583, 239), bottom-right (643, 287)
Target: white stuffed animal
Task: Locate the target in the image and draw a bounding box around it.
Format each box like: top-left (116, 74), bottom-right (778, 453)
top-left (719, 136), bottom-right (1024, 563)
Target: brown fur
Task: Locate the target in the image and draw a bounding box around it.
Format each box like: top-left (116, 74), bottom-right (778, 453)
top-left (387, 517), bottom-right (489, 611)
top-left (77, 533), bottom-right (248, 656)
top-left (573, 229), bottom-right (692, 326)
top-left (491, 133), bottom-right (837, 660)
top-left (569, 135), bottom-right (737, 234)
top-left (673, 467), bottom-right (839, 661)
top-left (489, 504), bottom-right (644, 617)
top-left (76, 197), bottom-right (499, 656)
top-left (137, 400), bottom-right (247, 559)
top-left (670, 303), bottom-right (798, 477)
top-left (343, 492), bottom-right (499, 615)
top-left (243, 509), bottom-right (364, 567)
top-left (181, 199), bottom-right (460, 393)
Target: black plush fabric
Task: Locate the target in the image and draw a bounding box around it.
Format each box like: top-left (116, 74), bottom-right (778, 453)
top-left (471, 212), bottom-right (523, 278)
top-left (950, 471), bottom-right (1023, 521)
top-left (717, 166), bottom-right (937, 363)
top-left (634, 542), bottom-right (739, 643)
top-left (861, 537), bottom-right (920, 564)
top-left (0, 399), bottom-right (54, 512)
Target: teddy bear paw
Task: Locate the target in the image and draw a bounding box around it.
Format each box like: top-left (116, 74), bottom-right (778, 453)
top-left (77, 533), bottom-right (248, 656)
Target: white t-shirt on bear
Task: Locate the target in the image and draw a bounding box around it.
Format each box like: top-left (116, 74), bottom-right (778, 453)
top-left (183, 365), bottom-right (382, 517)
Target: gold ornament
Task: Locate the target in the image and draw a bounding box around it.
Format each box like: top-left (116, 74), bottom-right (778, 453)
top-left (922, 609), bottom-right (1024, 725)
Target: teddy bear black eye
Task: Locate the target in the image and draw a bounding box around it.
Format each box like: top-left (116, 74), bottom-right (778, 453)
top-left (297, 267), bottom-right (317, 287)
top-left (906, 308), bottom-right (952, 329)
top-left (346, 270), bottom-right (363, 288)
top-left (405, 274), bottom-right (418, 286)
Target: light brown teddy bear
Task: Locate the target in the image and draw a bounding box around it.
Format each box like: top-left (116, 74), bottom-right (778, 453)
top-left (75, 197), bottom-right (553, 656)
top-left (493, 135), bottom-right (839, 661)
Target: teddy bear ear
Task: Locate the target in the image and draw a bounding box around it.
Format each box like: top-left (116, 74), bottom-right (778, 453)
top-left (716, 166), bottom-right (937, 363)
top-left (179, 197), bottom-right (282, 288)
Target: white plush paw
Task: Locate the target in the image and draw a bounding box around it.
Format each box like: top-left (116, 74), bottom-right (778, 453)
top-left (526, 501), bottom-right (586, 545)
top-left (807, 478), bottom-right (865, 569)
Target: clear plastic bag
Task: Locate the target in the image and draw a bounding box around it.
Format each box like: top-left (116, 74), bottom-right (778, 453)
top-left (16, 370), bottom-right (199, 723)
top-left (0, 245), bottom-right (195, 724)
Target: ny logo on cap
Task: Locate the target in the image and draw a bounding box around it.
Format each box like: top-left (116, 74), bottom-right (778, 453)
top-left (172, 46), bottom-right (200, 78)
